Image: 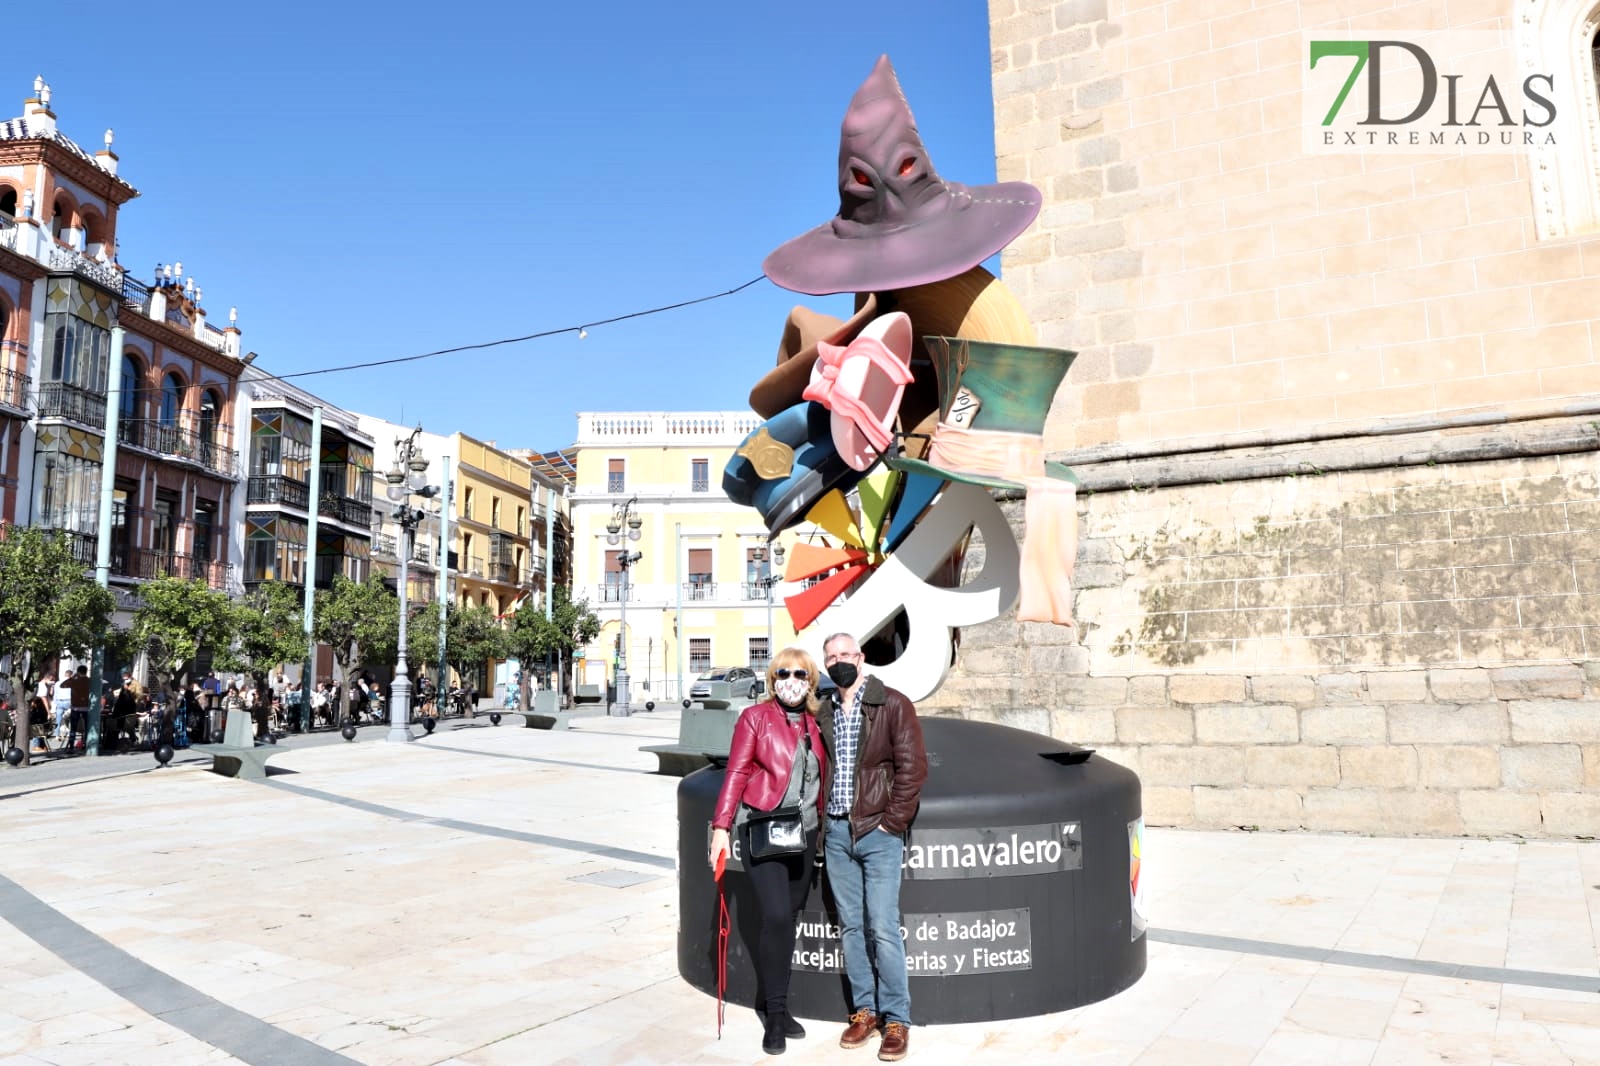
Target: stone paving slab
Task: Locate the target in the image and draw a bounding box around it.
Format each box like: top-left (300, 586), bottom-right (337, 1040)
top-left (0, 710), bottom-right (1596, 1064)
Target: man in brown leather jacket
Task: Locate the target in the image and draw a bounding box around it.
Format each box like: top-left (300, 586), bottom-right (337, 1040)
top-left (817, 632), bottom-right (928, 1062)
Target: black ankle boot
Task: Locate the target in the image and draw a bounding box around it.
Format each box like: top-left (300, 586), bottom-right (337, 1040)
top-left (781, 1012), bottom-right (806, 1038)
top-left (762, 1012), bottom-right (787, 1055)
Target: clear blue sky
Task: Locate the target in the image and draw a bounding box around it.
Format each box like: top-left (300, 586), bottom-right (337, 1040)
top-left (33, 1), bottom-right (1001, 454)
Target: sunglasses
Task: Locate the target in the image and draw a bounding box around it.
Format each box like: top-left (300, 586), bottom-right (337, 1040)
top-left (774, 668), bottom-right (810, 681)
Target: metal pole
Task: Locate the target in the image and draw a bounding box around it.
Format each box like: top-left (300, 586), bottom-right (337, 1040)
top-left (300, 405), bottom-right (322, 730)
top-left (436, 456), bottom-right (450, 703)
top-left (766, 555), bottom-right (774, 667)
top-left (544, 483), bottom-right (554, 694)
top-left (87, 325), bottom-right (125, 756)
top-left (614, 557), bottom-right (630, 716)
top-left (674, 522), bottom-right (682, 703)
top-left (387, 512), bottom-right (414, 743)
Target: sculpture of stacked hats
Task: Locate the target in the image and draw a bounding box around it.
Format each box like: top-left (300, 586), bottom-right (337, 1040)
top-left (724, 55), bottom-right (1080, 702)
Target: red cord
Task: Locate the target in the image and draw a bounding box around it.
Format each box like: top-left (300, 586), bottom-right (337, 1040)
top-left (716, 884), bottom-right (729, 1038)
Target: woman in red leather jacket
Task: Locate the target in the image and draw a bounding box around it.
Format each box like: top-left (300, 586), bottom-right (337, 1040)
top-left (709, 647), bottom-right (828, 1056)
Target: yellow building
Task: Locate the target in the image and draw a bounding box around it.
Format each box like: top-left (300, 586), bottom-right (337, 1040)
top-left (570, 411), bottom-right (798, 704)
top-left (360, 418), bottom-right (563, 696)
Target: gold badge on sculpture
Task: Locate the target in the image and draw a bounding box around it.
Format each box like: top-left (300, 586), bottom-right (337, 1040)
top-left (738, 427), bottom-right (795, 480)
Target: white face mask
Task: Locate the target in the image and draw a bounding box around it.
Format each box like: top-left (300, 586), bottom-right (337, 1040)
top-left (774, 677), bottom-right (810, 706)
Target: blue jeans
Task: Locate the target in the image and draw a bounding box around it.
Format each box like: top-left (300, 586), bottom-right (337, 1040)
top-left (824, 817), bottom-right (911, 1026)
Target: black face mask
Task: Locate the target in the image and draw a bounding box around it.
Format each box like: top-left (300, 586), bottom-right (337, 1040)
top-left (826, 662), bottom-right (859, 689)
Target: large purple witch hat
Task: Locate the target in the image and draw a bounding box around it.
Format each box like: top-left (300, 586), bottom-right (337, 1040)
top-left (763, 55), bottom-right (1042, 297)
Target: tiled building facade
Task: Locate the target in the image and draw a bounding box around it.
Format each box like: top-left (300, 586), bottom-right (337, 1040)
top-left (935, 0), bottom-right (1600, 835)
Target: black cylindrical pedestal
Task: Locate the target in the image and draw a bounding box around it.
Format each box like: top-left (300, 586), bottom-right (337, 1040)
top-left (677, 717), bottom-right (1146, 1023)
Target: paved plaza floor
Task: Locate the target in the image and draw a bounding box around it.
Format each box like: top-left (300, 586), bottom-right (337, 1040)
top-left (0, 709), bottom-right (1597, 1065)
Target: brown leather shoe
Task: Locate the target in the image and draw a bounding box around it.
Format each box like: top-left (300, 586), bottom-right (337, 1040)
top-left (878, 1022), bottom-right (909, 1061)
top-left (840, 1009), bottom-right (880, 1049)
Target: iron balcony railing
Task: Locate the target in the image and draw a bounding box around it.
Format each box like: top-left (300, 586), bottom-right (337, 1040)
top-left (319, 492), bottom-right (372, 528)
top-left (607, 474), bottom-right (626, 493)
top-left (372, 533), bottom-right (433, 565)
top-left (37, 382), bottom-right (107, 428)
top-left (56, 529), bottom-right (97, 567)
top-left (118, 420), bottom-right (239, 478)
top-left (691, 477), bottom-right (710, 493)
top-left (122, 276), bottom-right (151, 311)
top-left (490, 561), bottom-right (521, 585)
top-left (0, 366), bottom-right (30, 413)
top-left (683, 581), bottom-right (717, 601)
top-left (248, 475), bottom-right (310, 509)
top-left (121, 548), bottom-right (233, 591)
top-left (0, 215), bottom-right (16, 252)
top-left (741, 581), bottom-right (774, 601)
top-left (597, 584), bottom-right (633, 603)
top-left (48, 245), bottom-right (124, 292)
top-left (464, 554), bottom-right (485, 577)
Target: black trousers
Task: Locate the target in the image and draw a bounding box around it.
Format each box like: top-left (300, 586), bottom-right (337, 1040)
top-left (743, 825), bottom-right (818, 1017)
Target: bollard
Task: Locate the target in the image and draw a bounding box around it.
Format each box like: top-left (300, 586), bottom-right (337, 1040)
top-left (423, 717), bottom-right (436, 735)
top-left (341, 721), bottom-right (358, 741)
top-left (489, 713), bottom-right (502, 725)
top-left (3, 746), bottom-right (22, 767)
top-left (154, 743), bottom-right (174, 768)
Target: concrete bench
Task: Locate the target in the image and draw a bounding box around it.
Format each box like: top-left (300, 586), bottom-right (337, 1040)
top-left (573, 685), bottom-right (603, 705)
top-left (484, 692), bottom-right (601, 731)
top-left (193, 742), bottom-right (284, 781)
top-left (641, 704), bottom-right (742, 777)
top-left (688, 680), bottom-right (735, 710)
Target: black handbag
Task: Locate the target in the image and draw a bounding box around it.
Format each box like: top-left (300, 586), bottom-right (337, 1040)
top-left (745, 803), bottom-right (806, 860)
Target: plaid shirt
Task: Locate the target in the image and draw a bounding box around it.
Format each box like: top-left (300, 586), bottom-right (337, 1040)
top-left (827, 684), bottom-right (866, 816)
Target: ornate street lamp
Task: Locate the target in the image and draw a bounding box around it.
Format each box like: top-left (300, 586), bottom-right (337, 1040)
top-left (605, 495), bottom-right (643, 716)
top-left (384, 427), bottom-right (439, 743)
top-left (751, 542), bottom-right (786, 671)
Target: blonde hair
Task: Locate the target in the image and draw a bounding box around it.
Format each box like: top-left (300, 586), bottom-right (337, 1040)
top-left (766, 646), bottom-right (821, 715)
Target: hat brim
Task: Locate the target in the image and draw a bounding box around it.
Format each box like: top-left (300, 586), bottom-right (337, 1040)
top-left (749, 296), bottom-right (878, 419)
top-left (884, 455), bottom-right (1079, 490)
top-left (762, 181), bottom-right (1042, 297)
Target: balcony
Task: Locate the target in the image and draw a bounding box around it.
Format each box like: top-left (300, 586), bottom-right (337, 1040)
top-left (372, 532), bottom-right (433, 566)
top-left (319, 492), bottom-right (372, 528)
top-left (37, 382), bottom-right (107, 429)
top-left (741, 582), bottom-right (775, 601)
top-left (121, 548), bottom-right (234, 591)
top-left (118, 420), bottom-right (239, 479)
top-left (490, 561), bottom-right (522, 585)
top-left (0, 367), bottom-right (29, 414)
top-left (248, 475), bottom-right (310, 509)
top-left (464, 554), bottom-right (485, 578)
top-left (683, 581), bottom-right (717, 602)
top-left (597, 584), bottom-right (633, 603)
top-left (48, 244), bottom-right (124, 293)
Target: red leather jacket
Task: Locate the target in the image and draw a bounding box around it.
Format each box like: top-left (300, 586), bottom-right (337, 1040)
top-left (712, 700), bottom-right (828, 830)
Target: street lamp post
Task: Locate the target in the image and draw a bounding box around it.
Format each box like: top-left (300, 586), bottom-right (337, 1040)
top-left (384, 427), bottom-right (439, 744)
top-left (606, 495), bottom-right (642, 717)
top-left (752, 543), bottom-right (786, 670)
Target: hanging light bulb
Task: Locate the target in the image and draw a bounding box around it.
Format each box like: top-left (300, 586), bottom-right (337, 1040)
top-left (578, 328), bottom-right (588, 340)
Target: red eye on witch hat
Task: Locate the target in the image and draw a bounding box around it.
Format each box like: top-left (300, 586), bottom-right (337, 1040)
top-left (762, 55), bottom-right (1042, 297)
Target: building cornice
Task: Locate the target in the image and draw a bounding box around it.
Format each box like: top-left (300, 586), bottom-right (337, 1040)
top-left (121, 312), bottom-right (243, 379)
top-left (0, 140), bottom-right (139, 204)
top-left (0, 240), bottom-right (48, 281)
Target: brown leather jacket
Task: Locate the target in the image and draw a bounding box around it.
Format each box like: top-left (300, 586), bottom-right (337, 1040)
top-left (818, 675), bottom-right (927, 840)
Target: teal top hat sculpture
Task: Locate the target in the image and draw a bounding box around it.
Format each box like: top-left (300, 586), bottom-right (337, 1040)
top-left (886, 337), bottom-right (1079, 490)
top-left (887, 336), bottom-right (1080, 626)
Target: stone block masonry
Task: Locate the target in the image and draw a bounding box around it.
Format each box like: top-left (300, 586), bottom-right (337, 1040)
top-left (977, 0), bottom-right (1600, 838)
top-left (920, 462), bottom-right (1600, 838)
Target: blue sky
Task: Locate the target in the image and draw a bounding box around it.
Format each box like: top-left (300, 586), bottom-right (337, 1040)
top-left (34, 1), bottom-right (1003, 454)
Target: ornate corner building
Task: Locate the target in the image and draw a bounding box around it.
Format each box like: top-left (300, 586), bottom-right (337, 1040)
top-left (1, 77), bottom-right (246, 620)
